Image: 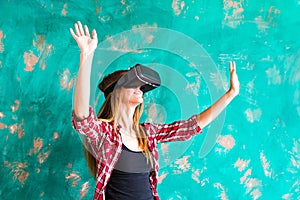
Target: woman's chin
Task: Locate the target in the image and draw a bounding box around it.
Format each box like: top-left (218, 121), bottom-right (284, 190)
top-left (136, 99), bottom-right (144, 105)
top-left (130, 98), bottom-right (143, 105)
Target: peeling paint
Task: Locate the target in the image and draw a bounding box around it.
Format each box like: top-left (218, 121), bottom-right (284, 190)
top-left (53, 132), bottom-right (59, 139)
top-left (24, 51), bottom-right (38, 72)
top-left (172, 0), bottom-right (185, 16)
top-left (37, 151), bottom-right (50, 164)
top-left (266, 65), bottom-right (282, 85)
top-left (234, 158), bottom-right (250, 172)
top-left (66, 171), bottom-right (82, 187)
top-left (214, 182), bottom-right (228, 200)
top-left (60, 69), bottom-right (74, 91)
top-left (80, 181), bottom-right (90, 199)
top-left (223, 0), bottom-right (244, 28)
top-left (259, 152), bottom-right (273, 178)
top-left (245, 108), bottom-right (262, 123)
top-left (62, 3), bottom-right (68, 16)
top-left (158, 172), bottom-right (168, 184)
top-left (191, 168), bottom-right (200, 183)
top-left (173, 155), bottom-right (190, 173)
top-left (217, 134), bottom-right (235, 152)
top-left (10, 100), bottom-right (20, 112)
top-left (0, 30), bottom-right (5, 53)
top-left (0, 122), bottom-right (7, 129)
top-left (4, 161), bottom-right (29, 185)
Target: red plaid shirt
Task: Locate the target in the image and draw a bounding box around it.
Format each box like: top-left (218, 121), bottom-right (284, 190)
top-left (72, 107), bottom-right (202, 200)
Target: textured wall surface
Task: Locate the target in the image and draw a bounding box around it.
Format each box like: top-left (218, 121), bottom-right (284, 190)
top-left (0, 0), bottom-right (300, 199)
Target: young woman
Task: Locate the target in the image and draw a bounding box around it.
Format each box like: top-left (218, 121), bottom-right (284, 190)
top-left (70, 21), bottom-right (239, 200)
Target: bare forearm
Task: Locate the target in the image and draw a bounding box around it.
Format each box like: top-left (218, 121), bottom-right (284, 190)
top-left (74, 52), bottom-right (94, 119)
top-left (197, 90), bottom-right (237, 128)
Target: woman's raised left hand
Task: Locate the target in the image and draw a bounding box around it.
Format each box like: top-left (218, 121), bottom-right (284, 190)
top-left (70, 21), bottom-right (98, 56)
top-left (228, 61), bottom-right (240, 97)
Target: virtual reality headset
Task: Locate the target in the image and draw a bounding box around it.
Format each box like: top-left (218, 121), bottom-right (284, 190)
top-left (104, 64), bottom-right (161, 97)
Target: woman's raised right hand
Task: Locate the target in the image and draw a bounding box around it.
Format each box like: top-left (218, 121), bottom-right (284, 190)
top-left (70, 21), bottom-right (98, 56)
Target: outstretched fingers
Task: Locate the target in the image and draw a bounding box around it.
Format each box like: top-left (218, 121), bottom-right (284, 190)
top-left (70, 21), bottom-right (95, 40)
top-left (230, 61), bottom-right (236, 74)
top-left (78, 22), bottom-right (85, 36)
top-left (84, 25), bottom-right (90, 37)
top-left (70, 21), bottom-right (98, 54)
top-left (92, 29), bottom-right (97, 40)
top-left (70, 28), bottom-right (77, 40)
top-left (229, 61), bottom-right (240, 95)
top-left (74, 23), bottom-right (80, 36)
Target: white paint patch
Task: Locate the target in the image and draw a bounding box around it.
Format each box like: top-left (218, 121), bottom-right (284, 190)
top-left (173, 155), bottom-right (190, 173)
top-left (289, 138), bottom-right (300, 170)
top-left (234, 158), bottom-right (250, 172)
top-left (158, 172), bottom-right (168, 184)
top-left (259, 151), bottom-right (273, 178)
top-left (265, 65), bottom-right (282, 85)
top-left (282, 193), bottom-right (293, 200)
top-left (222, 0), bottom-right (244, 28)
top-left (191, 169), bottom-right (200, 183)
top-left (185, 72), bottom-right (201, 96)
top-left (214, 182), bottom-right (228, 200)
top-left (216, 134), bottom-right (236, 153)
top-left (245, 108), bottom-right (262, 123)
top-left (172, 0), bottom-right (185, 16)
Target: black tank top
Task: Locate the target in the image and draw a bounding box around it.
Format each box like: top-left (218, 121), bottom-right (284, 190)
top-left (105, 144), bottom-right (154, 200)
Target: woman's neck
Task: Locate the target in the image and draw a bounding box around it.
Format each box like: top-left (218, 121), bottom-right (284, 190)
top-left (117, 103), bottom-right (136, 130)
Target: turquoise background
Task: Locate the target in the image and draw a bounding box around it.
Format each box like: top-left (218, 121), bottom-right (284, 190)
top-left (0, 0), bottom-right (300, 199)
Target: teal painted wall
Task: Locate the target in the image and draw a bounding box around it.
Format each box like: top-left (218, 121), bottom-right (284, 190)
top-left (1, 0), bottom-right (300, 199)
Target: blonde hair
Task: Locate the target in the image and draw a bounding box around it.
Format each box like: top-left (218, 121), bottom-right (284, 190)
top-left (83, 70), bottom-right (153, 179)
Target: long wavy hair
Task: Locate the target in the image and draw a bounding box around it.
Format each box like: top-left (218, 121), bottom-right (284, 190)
top-left (83, 70), bottom-right (153, 179)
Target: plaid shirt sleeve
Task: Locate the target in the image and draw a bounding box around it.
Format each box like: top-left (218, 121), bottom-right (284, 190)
top-left (144, 114), bottom-right (202, 143)
top-left (71, 107), bottom-right (113, 144)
